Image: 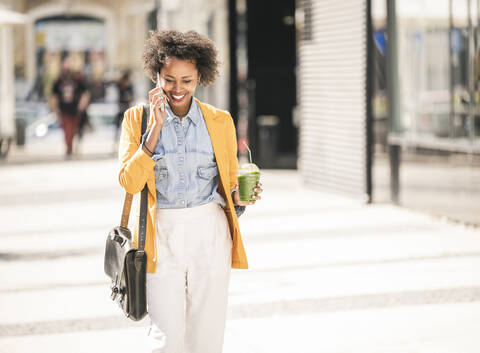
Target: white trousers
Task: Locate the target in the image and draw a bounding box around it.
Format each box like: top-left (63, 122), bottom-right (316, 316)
top-left (146, 202), bottom-right (232, 353)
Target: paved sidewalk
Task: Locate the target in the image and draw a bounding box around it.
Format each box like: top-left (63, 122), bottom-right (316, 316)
top-left (4, 124), bottom-right (118, 164)
top-left (0, 156), bottom-right (480, 353)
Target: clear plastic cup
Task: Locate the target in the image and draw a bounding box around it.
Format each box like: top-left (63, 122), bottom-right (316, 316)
top-left (237, 163), bottom-right (260, 202)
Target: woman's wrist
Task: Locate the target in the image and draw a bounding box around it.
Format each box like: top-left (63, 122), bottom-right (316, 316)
top-left (151, 121), bottom-right (163, 132)
top-left (142, 143), bottom-right (154, 157)
top-left (142, 123), bottom-right (161, 157)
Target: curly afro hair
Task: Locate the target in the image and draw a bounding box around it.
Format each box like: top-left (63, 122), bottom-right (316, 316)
top-left (142, 30), bottom-right (220, 87)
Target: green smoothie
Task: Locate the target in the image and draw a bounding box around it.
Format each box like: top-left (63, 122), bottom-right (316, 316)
top-left (238, 163), bottom-right (260, 202)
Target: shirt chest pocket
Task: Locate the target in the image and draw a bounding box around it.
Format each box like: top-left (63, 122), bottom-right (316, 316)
top-left (198, 165), bottom-right (218, 179)
top-left (154, 163), bottom-right (169, 196)
top-left (197, 164), bottom-right (218, 196)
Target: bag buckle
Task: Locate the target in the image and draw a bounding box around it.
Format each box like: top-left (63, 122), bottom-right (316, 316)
top-left (110, 231), bottom-right (127, 247)
top-left (110, 274), bottom-right (124, 301)
top-left (110, 282), bottom-right (119, 300)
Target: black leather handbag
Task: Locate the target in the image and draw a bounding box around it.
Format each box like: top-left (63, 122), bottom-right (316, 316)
top-left (104, 106), bottom-right (149, 321)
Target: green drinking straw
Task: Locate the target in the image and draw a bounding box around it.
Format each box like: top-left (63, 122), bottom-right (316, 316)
top-left (242, 141), bottom-right (253, 163)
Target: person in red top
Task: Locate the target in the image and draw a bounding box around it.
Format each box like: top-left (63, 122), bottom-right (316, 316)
top-left (50, 60), bottom-right (90, 157)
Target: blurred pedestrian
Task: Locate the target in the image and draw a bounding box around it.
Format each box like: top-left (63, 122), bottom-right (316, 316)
top-left (77, 110), bottom-right (92, 140)
top-left (50, 60), bottom-right (90, 157)
top-left (118, 30), bottom-right (263, 353)
top-left (114, 69), bottom-right (134, 142)
top-left (76, 72), bottom-right (93, 140)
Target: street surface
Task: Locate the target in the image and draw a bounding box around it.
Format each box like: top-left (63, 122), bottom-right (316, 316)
top-left (1, 128), bottom-right (480, 353)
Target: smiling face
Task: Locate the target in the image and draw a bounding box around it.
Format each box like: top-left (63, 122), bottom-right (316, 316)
top-left (160, 56), bottom-right (199, 116)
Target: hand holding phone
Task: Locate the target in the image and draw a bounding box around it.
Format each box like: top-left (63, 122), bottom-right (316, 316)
top-left (147, 72), bottom-right (167, 129)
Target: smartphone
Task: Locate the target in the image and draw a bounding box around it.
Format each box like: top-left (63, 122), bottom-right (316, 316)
top-left (156, 72), bottom-right (165, 113)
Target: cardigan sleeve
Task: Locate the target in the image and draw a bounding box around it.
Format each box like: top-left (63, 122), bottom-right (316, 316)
top-left (118, 106), bottom-right (156, 194)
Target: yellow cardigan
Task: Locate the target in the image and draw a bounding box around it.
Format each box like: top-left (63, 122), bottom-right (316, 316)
top-left (118, 99), bottom-right (248, 273)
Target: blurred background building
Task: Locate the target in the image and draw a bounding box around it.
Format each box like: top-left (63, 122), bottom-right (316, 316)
top-left (371, 0), bottom-right (480, 225)
top-left (0, 0), bottom-right (478, 224)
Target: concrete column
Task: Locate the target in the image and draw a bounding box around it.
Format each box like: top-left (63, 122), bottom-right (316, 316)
top-left (387, 0), bottom-right (401, 204)
top-left (213, 4), bottom-right (229, 110)
top-left (25, 19), bottom-right (35, 83)
top-left (0, 25), bottom-right (15, 136)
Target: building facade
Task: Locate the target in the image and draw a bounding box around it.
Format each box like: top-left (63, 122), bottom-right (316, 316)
top-left (296, 0), bottom-right (480, 224)
top-left (296, 0), bottom-right (371, 201)
top-left (1, 0), bottom-right (229, 108)
top-left (376, 0), bottom-right (480, 224)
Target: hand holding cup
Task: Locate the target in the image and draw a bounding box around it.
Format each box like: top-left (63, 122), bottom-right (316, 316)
top-left (233, 181), bottom-right (263, 206)
top-left (233, 163), bottom-right (262, 206)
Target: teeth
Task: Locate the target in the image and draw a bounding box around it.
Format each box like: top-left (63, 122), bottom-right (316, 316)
top-left (172, 94), bottom-right (185, 100)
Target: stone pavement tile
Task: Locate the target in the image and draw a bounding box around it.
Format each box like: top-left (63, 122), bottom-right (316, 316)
top-left (5, 125), bottom-right (117, 164)
top-left (225, 301), bottom-right (480, 353)
top-left (3, 252), bottom-right (87, 293)
top-left (1, 301), bottom-right (479, 353)
top-left (0, 200), bottom-right (121, 238)
top-left (0, 320), bottom-right (273, 353)
top-left (0, 327), bottom-right (150, 353)
top-left (0, 230), bottom-right (106, 253)
top-left (228, 257), bottom-right (480, 307)
top-left (223, 324), bottom-right (262, 353)
top-left (243, 229), bottom-right (480, 272)
top-left (0, 286), bottom-right (120, 325)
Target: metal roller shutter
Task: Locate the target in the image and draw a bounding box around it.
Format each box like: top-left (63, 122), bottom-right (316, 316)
top-left (298, 0), bottom-right (368, 200)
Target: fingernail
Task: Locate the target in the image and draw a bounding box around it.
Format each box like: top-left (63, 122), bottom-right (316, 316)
top-left (160, 103), bottom-right (165, 112)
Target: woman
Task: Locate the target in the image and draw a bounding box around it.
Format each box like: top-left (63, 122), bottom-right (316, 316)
top-left (118, 30), bottom-right (262, 353)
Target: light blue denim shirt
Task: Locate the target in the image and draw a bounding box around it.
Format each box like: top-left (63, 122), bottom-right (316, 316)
top-left (149, 98), bottom-right (226, 209)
